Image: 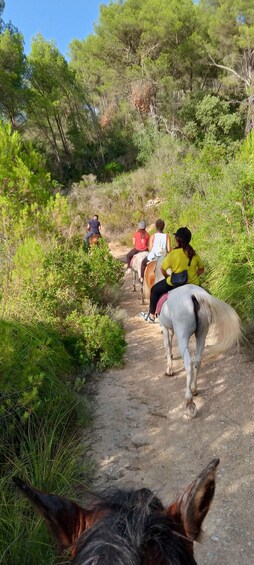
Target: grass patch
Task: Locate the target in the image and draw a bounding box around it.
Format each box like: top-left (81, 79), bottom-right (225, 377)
top-left (0, 399), bottom-right (92, 564)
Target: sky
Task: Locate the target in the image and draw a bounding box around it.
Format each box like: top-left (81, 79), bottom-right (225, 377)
top-left (3, 0), bottom-right (110, 57)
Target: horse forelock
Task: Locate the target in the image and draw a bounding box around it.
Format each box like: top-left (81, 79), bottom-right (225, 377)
top-left (72, 488), bottom-right (196, 565)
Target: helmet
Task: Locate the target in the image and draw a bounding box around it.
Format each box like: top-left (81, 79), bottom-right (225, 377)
top-left (173, 227), bottom-right (192, 244)
top-left (138, 221), bottom-right (146, 230)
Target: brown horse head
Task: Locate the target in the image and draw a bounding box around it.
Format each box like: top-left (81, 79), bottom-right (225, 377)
top-left (13, 458), bottom-right (219, 564)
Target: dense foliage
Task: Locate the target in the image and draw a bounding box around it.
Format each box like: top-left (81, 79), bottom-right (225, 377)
top-left (0, 124), bottom-right (125, 562)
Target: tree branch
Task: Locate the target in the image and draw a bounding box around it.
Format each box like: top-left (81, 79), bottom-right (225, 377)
top-left (208, 54), bottom-right (250, 87)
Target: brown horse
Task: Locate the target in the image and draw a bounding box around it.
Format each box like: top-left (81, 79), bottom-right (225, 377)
top-left (89, 233), bottom-right (101, 246)
top-left (13, 458), bottom-right (219, 564)
top-left (143, 256), bottom-right (165, 300)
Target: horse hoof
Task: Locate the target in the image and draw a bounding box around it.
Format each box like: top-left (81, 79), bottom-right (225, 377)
top-left (191, 388), bottom-right (197, 396)
top-left (164, 371), bottom-right (174, 377)
top-left (186, 400), bottom-right (197, 418)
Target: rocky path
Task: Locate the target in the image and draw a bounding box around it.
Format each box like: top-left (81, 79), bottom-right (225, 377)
top-left (84, 244), bottom-right (254, 564)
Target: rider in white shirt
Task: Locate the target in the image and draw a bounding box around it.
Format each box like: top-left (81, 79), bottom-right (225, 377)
top-left (139, 219), bottom-right (171, 282)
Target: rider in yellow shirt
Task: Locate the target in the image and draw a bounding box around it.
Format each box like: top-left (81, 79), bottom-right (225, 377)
top-left (186, 253), bottom-right (204, 285)
top-left (140, 227), bottom-right (204, 323)
top-left (162, 247), bottom-right (204, 286)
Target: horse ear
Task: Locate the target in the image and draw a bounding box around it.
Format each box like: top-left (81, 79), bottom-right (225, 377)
top-left (13, 477), bottom-right (90, 551)
top-left (166, 458), bottom-right (220, 541)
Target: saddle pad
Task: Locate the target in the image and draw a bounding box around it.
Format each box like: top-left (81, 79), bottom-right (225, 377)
top-left (156, 293), bottom-right (168, 315)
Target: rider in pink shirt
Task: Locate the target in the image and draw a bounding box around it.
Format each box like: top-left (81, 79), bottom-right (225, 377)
top-left (126, 221), bottom-right (149, 272)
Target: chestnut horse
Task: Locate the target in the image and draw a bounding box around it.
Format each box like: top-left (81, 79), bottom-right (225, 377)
top-left (143, 256), bottom-right (165, 300)
top-left (89, 233), bottom-right (101, 246)
top-left (14, 458), bottom-right (219, 564)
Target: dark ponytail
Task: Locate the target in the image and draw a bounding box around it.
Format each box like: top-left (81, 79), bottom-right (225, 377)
top-left (183, 242), bottom-right (196, 262)
top-left (175, 236), bottom-right (196, 261)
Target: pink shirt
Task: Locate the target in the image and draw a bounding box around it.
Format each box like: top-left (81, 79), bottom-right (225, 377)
top-left (134, 230), bottom-right (149, 251)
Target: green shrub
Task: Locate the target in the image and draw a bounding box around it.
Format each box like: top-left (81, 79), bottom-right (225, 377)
top-left (87, 239), bottom-right (124, 300)
top-left (0, 123), bottom-right (53, 207)
top-left (66, 311), bottom-right (126, 370)
top-left (181, 94), bottom-right (243, 156)
top-left (1, 234), bottom-right (124, 322)
top-left (132, 121), bottom-right (163, 165)
top-left (0, 319), bottom-right (74, 433)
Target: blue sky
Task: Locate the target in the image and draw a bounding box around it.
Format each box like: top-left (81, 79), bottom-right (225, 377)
top-left (3, 0), bottom-right (110, 57)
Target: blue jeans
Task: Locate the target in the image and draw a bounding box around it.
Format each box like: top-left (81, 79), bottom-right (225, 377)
top-left (85, 230), bottom-right (99, 245)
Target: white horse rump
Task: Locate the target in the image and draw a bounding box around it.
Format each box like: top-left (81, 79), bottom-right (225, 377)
top-left (130, 251), bottom-right (148, 303)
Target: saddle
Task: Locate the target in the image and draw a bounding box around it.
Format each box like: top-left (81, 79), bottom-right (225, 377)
top-left (156, 293), bottom-right (168, 315)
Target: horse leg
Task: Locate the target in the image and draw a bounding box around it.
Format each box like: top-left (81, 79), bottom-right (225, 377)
top-left (140, 283), bottom-right (144, 305)
top-left (191, 319), bottom-right (209, 395)
top-left (162, 326), bottom-right (174, 376)
top-left (177, 336), bottom-right (197, 417)
top-left (132, 270), bottom-right (136, 292)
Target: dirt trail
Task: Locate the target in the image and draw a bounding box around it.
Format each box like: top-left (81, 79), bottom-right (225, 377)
top-left (85, 243), bottom-right (254, 564)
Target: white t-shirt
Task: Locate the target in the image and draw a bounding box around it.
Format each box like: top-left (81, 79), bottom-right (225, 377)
top-left (147, 233), bottom-right (167, 261)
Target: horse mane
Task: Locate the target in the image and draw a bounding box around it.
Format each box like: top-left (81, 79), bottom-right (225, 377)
top-left (154, 256), bottom-right (166, 281)
top-left (13, 460), bottom-right (219, 561)
top-left (73, 488), bottom-right (195, 565)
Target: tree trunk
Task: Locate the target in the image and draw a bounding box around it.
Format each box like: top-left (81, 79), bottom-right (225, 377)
top-left (245, 93), bottom-right (254, 136)
top-left (149, 98), bottom-right (159, 129)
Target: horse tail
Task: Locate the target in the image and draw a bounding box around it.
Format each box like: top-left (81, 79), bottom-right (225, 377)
top-left (192, 289), bottom-right (242, 360)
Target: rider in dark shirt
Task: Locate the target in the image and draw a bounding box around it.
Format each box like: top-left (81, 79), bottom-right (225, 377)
top-left (85, 214), bottom-right (101, 245)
